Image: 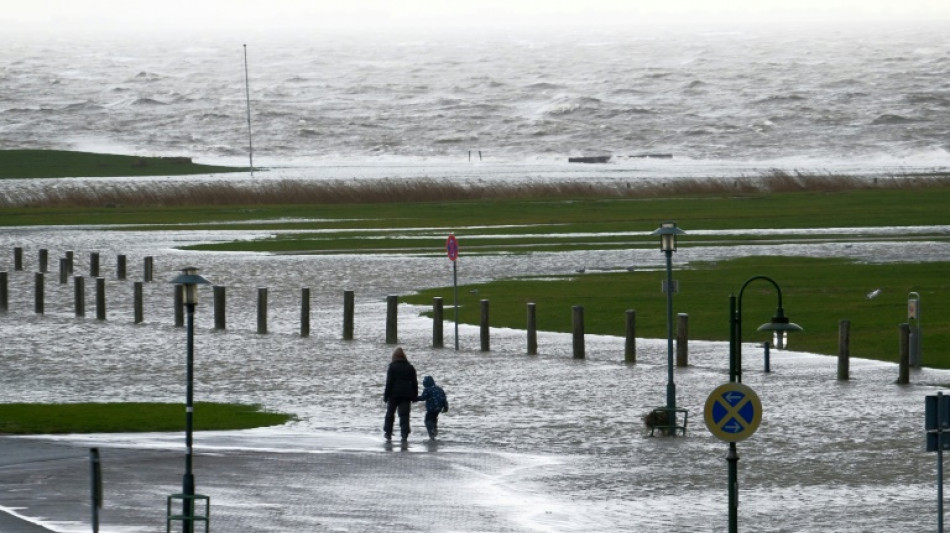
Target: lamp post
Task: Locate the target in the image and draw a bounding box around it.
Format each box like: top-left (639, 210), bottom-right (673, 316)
top-left (651, 222), bottom-right (686, 420)
top-left (170, 266), bottom-right (210, 533)
top-left (726, 275), bottom-right (801, 533)
top-left (729, 275), bottom-right (803, 384)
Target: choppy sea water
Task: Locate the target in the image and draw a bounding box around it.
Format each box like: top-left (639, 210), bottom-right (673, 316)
top-left (2, 21), bottom-right (949, 175)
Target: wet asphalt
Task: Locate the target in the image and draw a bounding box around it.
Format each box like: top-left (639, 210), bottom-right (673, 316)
top-left (0, 430), bottom-right (531, 533)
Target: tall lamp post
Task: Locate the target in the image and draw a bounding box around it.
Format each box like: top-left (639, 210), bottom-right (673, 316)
top-left (651, 221), bottom-right (686, 423)
top-left (726, 275), bottom-right (801, 532)
top-left (171, 266), bottom-right (210, 533)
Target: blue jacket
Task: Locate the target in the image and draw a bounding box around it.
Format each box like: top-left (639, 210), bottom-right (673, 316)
top-left (417, 376), bottom-right (449, 413)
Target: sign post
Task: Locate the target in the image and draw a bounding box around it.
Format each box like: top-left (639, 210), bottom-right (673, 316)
top-left (926, 391), bottom-right (950, 532)
top-left (705, 382), bottom-right (762, 533)
top-left (909, 292), bottom-right (921, 367)
top-left (446, 234), bottom-right (459, 351)
top-left (90, 448), bottom-right (102, 533)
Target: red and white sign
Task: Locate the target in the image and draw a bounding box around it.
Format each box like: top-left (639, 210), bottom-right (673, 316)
top-left (446, 234), bottom-right (459, 261)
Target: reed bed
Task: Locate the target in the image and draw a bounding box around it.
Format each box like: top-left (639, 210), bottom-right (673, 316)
top-left (4, 170), bottom-right (950, 208)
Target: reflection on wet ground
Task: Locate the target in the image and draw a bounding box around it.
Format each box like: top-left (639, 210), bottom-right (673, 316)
top-left (0, 226), bottom-right (948, 532)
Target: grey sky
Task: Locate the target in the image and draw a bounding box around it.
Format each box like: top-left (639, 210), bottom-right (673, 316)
top-left (7, 0), bottom-right (950, 35)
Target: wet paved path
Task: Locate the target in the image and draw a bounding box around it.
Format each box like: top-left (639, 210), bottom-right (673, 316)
top-left (0, 431), bottom-right (553, 533)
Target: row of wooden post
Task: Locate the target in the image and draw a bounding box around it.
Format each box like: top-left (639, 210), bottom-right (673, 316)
top-left (836, 319), bottom-right (916, 383)
top-left (0, 249), bottom-right (925, 374)
top-left (2, 247), bottom-right (154, 322)
top-left (425, 297), bottom-right (676, 362)
top-left (0, 271), bottom-right (145, 322)
top-left (11, 247), bottom-right (147, 281)
top-left (1, 265), bottom-right (666, 360)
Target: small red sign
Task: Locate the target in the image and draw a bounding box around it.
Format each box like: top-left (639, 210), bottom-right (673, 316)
top-left (446, 234), bottom-right (459, 261)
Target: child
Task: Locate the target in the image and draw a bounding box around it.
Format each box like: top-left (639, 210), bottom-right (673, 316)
top-left (416, 375), bottom-right (449, 439)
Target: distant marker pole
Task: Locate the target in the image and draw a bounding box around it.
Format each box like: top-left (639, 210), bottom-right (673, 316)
top-left (447, 234), bottom-right (459, 350)
top-left (243, 44), bottom-right (254, 177)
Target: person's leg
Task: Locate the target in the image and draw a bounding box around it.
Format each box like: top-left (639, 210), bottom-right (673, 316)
top-left (431, 411), bottom-right (439, 437)
top-left (397, 399), bottom-right (412, 439)
top-left (424, 410), bottom-right (436, 438)
top-left (383, 400), bottom-right (398, 439)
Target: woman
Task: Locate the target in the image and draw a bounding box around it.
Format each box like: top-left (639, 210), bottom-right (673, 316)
top-left (383, 347), bottom-right (418, 441)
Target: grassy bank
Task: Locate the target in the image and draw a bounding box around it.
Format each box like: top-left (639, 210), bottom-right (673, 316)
top-left (178, 185), bottom-right (950, 254)
top-left (0, 402), bottom-right (295, 434)
top-left (405, 256), bottom-right (950, 368)
top-left (0, 150), bottom-right (243, 179)
top-left (1, 149), bottom-right (949, 210)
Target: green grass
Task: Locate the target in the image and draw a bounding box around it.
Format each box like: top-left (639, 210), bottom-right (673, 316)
top-left (0, 150), bottom-right (243, 179)
top-left (405, 256), bottom-right (950, 368)
top-left (0, 402), bottom-right (295, 434)
top-left (179, 187), bottom-right (950, 254)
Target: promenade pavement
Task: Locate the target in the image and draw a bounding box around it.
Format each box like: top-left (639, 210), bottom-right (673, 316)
top-left (0, 429), bottom-right (546, 533)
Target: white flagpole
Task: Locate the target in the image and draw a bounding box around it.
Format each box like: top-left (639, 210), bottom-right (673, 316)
top-left (243, 44), bottom-right (254, 177)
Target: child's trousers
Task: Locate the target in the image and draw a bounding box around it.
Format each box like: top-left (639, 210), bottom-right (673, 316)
top-left (425, 410), bottom-right (441, 438)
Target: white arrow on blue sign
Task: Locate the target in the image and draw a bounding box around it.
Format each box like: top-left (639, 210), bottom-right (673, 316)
top-left (704, 382), bottom-right (762, 443)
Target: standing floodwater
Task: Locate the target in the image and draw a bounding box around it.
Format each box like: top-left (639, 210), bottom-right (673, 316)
top-left (0, 225), bottom-right (947, 531)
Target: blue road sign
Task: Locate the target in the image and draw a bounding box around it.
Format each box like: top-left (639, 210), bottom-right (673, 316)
top-left (704, 382), bottom-right (762, 442)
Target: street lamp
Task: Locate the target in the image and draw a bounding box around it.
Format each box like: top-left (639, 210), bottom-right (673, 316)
top-left (651, 221), bottom-right (686, 426)
top-left (725, 275), bottom-right (801, 533)
top-left (170, 266), bottom-right (210, 533)
top-left (729, 275), bottom-right (803, 383)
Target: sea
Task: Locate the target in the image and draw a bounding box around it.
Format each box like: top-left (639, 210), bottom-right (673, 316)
top-left (2, 20), bottom-right (950, 179)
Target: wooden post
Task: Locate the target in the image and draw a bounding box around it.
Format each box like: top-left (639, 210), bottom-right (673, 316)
top-left (65, 250), bottom-right (74, 274)
top-left (572, 305), bottom-right (585, 359)
top-left (625, 309), bottom-right (637, 363)
top-left (34, 272), bottom-right (44, 314)
top-left (343, 290), bottom-right (354, 340)
top-left (676, 313), bottom-right (689, 367)
top-left (74, 276), bottom-right (85, 317)
top-left (432, 297), bottom-right (444, 348)
top-left (0, 271), bottom-right (8, 312)
top-left (174, 286), bottom-right (184, 327)
top-left (13, 247), bottom-right (22, 271)
top-left (386, 295), bottom-right (398, 344)
top-left (143, 256), bottom-right (153, 282)
top-left (213, 286), bottom-right (226, 330)
top-left (257, 287), bottom-right (268, 334)
top-left (898, 323), bottom-right (910, 385)
top-left (90, 252), bottom-right (100, 278)
top-left (95, 277), bottom-right (106, 320)
top-left (835, 319), bottom-right (850, 381)
top-left (59, 257), bottom-right (68, 284)
top-left (300, 288), bottom-right (311, 337)
top-left (38, 249), bottom-right (48, 273)
top-left (527, 302), bottom-right (538, 355)
top-left (480, 299), bottom-right (490, 352)
top-left (116, 255), bottom-right (126, 280)
top-left (133, 281), bottom-right (143, 324)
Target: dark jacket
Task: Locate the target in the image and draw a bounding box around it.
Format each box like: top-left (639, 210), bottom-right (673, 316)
top-left (418, 375), bottom-right (449, 413)
top-left (384, 360), bottom-right (418, 403)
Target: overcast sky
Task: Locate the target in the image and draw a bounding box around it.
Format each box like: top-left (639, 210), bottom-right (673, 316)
top-left (7, 0), bottom-right (950, 35)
